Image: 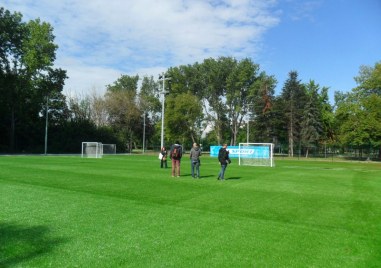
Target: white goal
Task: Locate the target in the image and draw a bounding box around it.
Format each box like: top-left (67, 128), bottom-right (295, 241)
top-left (102, 144), bottom-right (116, 155)
top-left (81, 142), bottom-right (103, 158)
top-left (238, 143), bottom-right (274, 167)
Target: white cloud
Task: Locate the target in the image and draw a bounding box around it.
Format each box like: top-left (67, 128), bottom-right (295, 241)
top-left (3, 0), bottom-right (280, 95)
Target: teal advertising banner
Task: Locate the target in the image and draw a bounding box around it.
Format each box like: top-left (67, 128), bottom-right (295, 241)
top-left (210, 146), bottom-right (270, 158)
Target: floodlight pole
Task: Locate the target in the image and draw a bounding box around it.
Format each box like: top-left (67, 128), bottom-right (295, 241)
top-left (44, 96), bottom-right (59, 155)
top-left (44, 96), bottom-right (49, 155)
top-left (247, 120), bottom-right (249, 144)
top-left (159, 72), bottom-right (170, 149)
top-left (142, 112), bottom-right (146, 154)
top-left (246, 104), bottom-right (253, 143)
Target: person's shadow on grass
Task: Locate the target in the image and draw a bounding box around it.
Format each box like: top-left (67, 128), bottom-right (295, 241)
top-left (183, 174), bottom-right (241, 180)
top-left (226, 177), bottom-right (241, 180)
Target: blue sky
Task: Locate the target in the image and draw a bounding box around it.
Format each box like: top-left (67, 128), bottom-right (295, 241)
top-left (2, 0), bottom-right (381, 102)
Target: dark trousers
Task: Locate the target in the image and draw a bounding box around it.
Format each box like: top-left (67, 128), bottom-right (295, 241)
top-left (161, 159), bottom-right (167, 168)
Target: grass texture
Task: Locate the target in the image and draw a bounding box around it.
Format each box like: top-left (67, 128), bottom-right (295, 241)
top-left (0, 155), bottom-right (380, 267)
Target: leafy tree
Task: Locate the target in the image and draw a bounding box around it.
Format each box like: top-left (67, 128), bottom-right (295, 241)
top-left (201, 57), bottom-right (235, 144)
top-left (107, 74), bottom-right (139, 94)
top-left (225, 58), bottom-right (260, 145)
top-left (67, 94), bottom-right (92, 122)
top-left (105, 75), bottom-right (140, 152)
top-left (138, 76), bottom-right (161, 148)
top-left (165, 64), bottom-right (208, 147)
top-left (336, 94), bottom-right (381, 152)
top-left (165, 92), bottom-right (203, 146)
top-left (354, 61), bottom-right (381, 96)
top-left (89, 91), bottom-right (109, 127)
top-left (335, 61), bottom-right (381, 159)
top-left (0, 8), bottom-right (67, 153)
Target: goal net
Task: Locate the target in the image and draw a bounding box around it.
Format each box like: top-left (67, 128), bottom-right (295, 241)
top-left (238, 143), bottom-right (274, 167)
top-left (102, 144), bottom-right (116, 155)
top-left (81, 142), bottom-right (103, 158)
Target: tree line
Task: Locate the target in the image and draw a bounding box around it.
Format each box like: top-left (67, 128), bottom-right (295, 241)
top-left (1, 8), bottom-right (380, 159)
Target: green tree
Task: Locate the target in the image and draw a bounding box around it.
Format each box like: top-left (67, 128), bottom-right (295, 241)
top-left (107, 74), bottom-right (139, 94)
top-left (300, 80), bottom-right (323, 157)
top-left (225, 58), bottom-right (260, 145)
top-left (201, 57), bottom-right (235, 145)
top-left (354, 61), bottom-right (381, 96)
top-left (0, 8), bottom-right (67, 153)
top-left (165, 92), bottom-right (203, 146)
top-left (250, 73), bottom-right (277, 143)
top-left (279, 71), bottom-right (307, 156)
top-left (166, 63), bottom-right (207, 145)
top-left (105, 75), bottom-right (140, 152)
top-left (335, 61), bottom-right (381, 159)
top-left (138, 76), bottom-right (161, 148)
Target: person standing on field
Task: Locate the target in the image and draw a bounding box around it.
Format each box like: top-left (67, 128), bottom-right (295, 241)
top-left (160, 146), bottom-right (168, 168)
top-left (189, 142), bottom-right (202, 178)
top-left (170, 141), bottom-right (183, 177)
top-left (217, 143), bottom-right (231, 180)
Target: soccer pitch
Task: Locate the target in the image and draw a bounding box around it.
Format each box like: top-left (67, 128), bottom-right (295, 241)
top-left (1, 155), bottom-right (380, 267)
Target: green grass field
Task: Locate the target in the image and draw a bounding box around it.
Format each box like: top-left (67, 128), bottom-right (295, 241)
top-left (1, 155), bottom-right (380, 267)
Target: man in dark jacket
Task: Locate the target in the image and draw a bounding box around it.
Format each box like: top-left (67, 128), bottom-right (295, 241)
top-left (189, 143), bottom-right (202, 178)
top-left (217, 143), bottom-right (231, 180)
top-left (170, 141), bottom-right (183, 177)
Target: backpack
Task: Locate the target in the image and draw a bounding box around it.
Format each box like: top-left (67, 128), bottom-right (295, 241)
top-left (172, 147), bottom-right (180, 158)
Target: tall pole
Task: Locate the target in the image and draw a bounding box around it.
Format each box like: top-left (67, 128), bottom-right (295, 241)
top-left (142, 112), bottom-right (146, 154)
top-left (246, 104), bottom-right (253, 143)
top-left (247, 120), bottom-right (249, 143)
top-left (159, 72), bottom-right (170, 149)
top-left (44, 96), bottom-right (48, 155)
top-left (160, 74), bottom-right (165, 149)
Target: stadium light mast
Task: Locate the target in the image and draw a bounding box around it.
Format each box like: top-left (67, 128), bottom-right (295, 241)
top-left (44, 96), bottom-right (49, 155)
top-left (246, 104), bottom-right (253, 143)
top-left (158, 72), bottom-right (170, 149)
top-left (142, 112), bottom-right (146, 154)
top-left (44, 96), bottom-right (59, 155)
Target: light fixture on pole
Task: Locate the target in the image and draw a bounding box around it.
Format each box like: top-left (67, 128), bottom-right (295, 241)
top-left (158, 72), bottom-right (170, 149)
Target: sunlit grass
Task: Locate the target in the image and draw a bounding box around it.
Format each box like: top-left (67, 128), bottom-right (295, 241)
top-left (0, 155), bottom-right (380, 267)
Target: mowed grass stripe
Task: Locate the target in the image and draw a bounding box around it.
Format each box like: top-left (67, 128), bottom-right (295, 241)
top-left (1, 180), bottom-right (376, 267)
top-left (0, 155), bottom-right (380, 267)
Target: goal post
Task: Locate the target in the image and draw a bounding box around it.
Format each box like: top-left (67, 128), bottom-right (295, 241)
top-left (238, 143), bottom-right (274, 167)
top-left (81, 142), bottom-right (103, 158)
top-left (102, 144), bottom-right (116, 155)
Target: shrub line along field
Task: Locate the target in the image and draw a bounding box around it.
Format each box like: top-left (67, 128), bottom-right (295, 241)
top-left (1, 155), bottom-right (380, 267)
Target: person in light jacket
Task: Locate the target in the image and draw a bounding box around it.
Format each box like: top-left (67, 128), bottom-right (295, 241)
top-left (160, 147), bottom-right (168, 168)
top-left (189, 143), bottom-right (202, 178)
